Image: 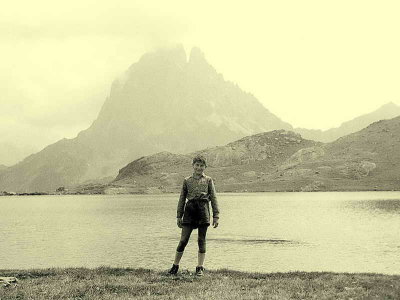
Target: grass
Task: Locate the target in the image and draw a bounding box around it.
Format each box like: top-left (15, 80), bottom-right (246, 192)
top-left (1, 267), bottom-right (400, 299)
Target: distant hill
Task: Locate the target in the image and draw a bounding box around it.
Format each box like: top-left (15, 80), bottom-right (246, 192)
top-left (104, 116), bottom-right (400, 193)
top-left (0, 46), bottom-right (291, 193)
top-left (104, 130), bottom-right (320, 194)
top-left (295, 102), bottom-right (400, 142)
top-left (275, 115), bottom-right (400, 191)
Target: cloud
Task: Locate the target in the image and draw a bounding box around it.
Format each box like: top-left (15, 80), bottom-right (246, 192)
top-left (0, 1), bottom-right (192, 50)
top-left (1, 0), bottom-right (400, 158)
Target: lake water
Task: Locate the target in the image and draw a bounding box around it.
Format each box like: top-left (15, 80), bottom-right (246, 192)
top-left (1, 192), bottom-right (399, 274)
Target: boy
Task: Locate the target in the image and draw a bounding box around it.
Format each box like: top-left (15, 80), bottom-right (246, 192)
top-left (168, 154), bottom-right (220, 276)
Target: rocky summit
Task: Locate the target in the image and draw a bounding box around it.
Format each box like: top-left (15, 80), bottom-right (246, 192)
top-left (0, 46), bottom-right (291, 193)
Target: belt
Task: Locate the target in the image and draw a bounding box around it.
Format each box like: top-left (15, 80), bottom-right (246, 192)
top-left (188, 197), bottom-right (209, 203)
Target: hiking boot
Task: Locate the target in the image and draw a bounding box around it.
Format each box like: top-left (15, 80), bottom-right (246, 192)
top-left (195, 266), bottom-right (205, 276)
top-left (168, 264), bottom-right (179, 275)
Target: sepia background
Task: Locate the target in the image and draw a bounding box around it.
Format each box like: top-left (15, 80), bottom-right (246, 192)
top-left (1, 0), bottom-right (400, 286)
top-left (1, 0), bottom-right (400, 166)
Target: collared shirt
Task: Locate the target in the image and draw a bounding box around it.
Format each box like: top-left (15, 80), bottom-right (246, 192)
top-left (177, 173), bottom-right (220, 219)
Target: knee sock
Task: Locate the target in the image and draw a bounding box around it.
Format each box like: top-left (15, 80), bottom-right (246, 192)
top-left (173, 251), bottom-right (184, 265)
top-left (198, 252), bottom-right (206, 267)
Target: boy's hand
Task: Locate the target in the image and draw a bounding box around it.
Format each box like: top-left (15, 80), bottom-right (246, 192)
top-left (177, 218), bottom-right (183, 228)
top-left (212, 217), bottom-right (219, 228)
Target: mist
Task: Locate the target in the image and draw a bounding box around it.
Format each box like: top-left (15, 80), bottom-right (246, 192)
top-left (1, 0), bottom-right (400, 166)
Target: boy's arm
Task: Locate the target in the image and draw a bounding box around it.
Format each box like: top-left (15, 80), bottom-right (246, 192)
top-left (208, 178), bottom-right (219, 219)
top-left (177, 179), bottom-right (188, 219)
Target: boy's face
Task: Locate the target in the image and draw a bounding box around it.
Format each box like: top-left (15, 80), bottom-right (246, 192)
top-left (192, 161), bottom-right (206, 176)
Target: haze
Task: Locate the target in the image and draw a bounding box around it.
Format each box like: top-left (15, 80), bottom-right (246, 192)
top-left (1, 0), bottom-right (400, 165)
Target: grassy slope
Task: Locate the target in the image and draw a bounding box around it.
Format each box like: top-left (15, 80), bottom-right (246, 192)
top-left (1, 268), bottom-right (400, 300)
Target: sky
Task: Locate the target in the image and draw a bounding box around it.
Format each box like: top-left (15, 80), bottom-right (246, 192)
top-left (1, 0), bottom-right (400, 165)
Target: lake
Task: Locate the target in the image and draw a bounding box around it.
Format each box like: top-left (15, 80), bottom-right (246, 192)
top-left (1, 192), bottom-right (399, 274)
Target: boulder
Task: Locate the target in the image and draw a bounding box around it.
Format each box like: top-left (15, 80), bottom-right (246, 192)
top-left (360, 161), bottom-right (376, 175)
top-left (301, 181), bottom-right (325, 192)
top-left (243, 171), bottom-right (257, 177)
top-left (283, 146), bottom-right (325, 168)
top-left (0, 277), bottom-right (17, 287)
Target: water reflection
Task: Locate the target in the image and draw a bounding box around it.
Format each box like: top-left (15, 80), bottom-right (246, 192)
top-left (208, 238), bottom-right (298, 245)
top-left (347, 199), bottom-right (400, 214)
top-left (1, 192), bottom-right (400, 274)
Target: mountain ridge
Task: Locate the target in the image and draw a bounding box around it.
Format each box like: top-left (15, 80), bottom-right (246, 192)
top-left (294, 102), bottom-right (400, 142)
top-left (103, 115), bottom-right (400, 194)
top-left (0, 46), bottom-right (291, 192)
top-left (104, 130), bottom-right (321, 194)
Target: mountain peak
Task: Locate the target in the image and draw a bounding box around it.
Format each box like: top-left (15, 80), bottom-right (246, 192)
top-left (137, 45), bottom-right (187, 67)
top-left (189, 47), bottom-right (206, 63)
top-left (379, 101), bottom-right (399, 110)
top-left (0, 46), bottom-right (292, 192)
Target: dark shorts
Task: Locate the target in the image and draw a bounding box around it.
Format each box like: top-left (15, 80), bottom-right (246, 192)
top-left (182, 200), bottom-right (210, 229)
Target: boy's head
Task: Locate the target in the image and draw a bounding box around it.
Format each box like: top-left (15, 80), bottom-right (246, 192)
top-left (192, 154), bottom-right (207, 167)
top-left (192, 154), bottom-right (207, 176)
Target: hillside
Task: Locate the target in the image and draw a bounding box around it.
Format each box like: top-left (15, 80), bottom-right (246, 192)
top-left (295, 102), bottom-right (400, 142)
top-left (105, 130), bottom-right (320, 194)
top-left (104, 116), bottom-right (400, 193)
top-left (0, 46), bottom-right (291, 193)
top-left (274, 115), bottom-right (400, 191)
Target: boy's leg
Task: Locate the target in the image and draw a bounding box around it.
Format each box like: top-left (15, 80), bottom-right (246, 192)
top-left (174, 226), bottom-right (193, 265)
top-left (173, 252), bottom-right (184, 266)
top-left (198, 253), bottom-right (206, 268)
top-left (197, 225), bottom-right (208, 267)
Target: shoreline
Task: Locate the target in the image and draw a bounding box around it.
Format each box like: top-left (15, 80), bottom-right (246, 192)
top-left (2, 189), bottom-right (400, 197)
top-left (1, 267), bottom-right (399, 299)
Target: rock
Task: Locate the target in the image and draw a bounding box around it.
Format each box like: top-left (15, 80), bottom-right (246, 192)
top-left (0, 277), bottom-right (17, 287)
top-left (104, 187), bottom-right (130, 194)
top-left (281, 147), bottom-right (325, 169)
top-left (0, 191), bottom-right (16, 196)
top-left (145, 187), bottom-right (163, 194)
top-left (224, 177), bottom-right (237, 183)
top-left (301, 181), bottom-right (325, 192)
top-left (291, 147), bottom-right (325, 162)
top-left (56, 186), bottom-right (66, 194)
top-left (335, 161), bottom-right (376, 179)
top-left (360, 161), bottom-right (376, 175)
top-left (317, 166), bottom-right (332, 171)
top-left (284, 168), bottom-right (313, 177)
top-left (243, 171), bottom-right (256, 177)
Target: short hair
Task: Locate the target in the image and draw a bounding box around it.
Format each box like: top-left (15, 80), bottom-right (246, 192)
top-left (192, 154), bottom-right (207, 167)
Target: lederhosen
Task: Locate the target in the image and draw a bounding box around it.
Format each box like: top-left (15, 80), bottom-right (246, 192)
top-left (182, 194), bottom-right (211, 228)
